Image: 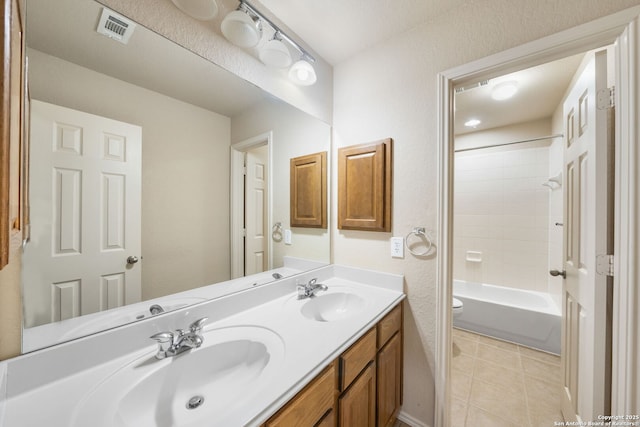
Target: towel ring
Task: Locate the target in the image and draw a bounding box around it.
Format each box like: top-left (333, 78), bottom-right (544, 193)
top-left (272, 222), bottom-right (283, 242)
top-left (405, 227), bottom-right (433, 257)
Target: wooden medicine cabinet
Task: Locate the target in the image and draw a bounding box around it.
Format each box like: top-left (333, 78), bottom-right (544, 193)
top-left (290, 151), bottom-right (327, 228)
top-left (338, 138), bottom-right (392, 232)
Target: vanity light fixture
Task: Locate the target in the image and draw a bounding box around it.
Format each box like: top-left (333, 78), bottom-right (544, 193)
top-left (221, 2), bottom-right (262, 48)
top-left (171, 0), bottom-right (218, 21)
top-left (491, 80), bottom-right (519, 100)
top-left (259, 32), bottom-right (292, 68)
top-left (289, 55), bottom-right (317, 86)
top-left (222, 0), bottom-right (317, 85)
top-left (464, 118), bottom-right (481, 128)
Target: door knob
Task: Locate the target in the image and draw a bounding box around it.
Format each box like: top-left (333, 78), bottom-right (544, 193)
top-left (549, 269), bottom-right (566, 279)
top-left (127, 256), bottom-right (139, 265)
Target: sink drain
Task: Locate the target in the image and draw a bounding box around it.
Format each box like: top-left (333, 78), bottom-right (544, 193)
top-left (186, 395), bottom-right (205, 410)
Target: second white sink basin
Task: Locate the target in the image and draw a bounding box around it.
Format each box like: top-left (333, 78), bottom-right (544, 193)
top-left (71, 325), bottom-right (284, 427)
top-left (301, 292), bottom-right (366, 322)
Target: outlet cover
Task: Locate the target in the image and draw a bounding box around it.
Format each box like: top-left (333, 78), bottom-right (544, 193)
top-left (390, 237), bottom-right (404, 258)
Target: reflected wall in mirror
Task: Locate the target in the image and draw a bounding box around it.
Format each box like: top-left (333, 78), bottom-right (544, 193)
top-left (21, 0), bottom-right (330, 352)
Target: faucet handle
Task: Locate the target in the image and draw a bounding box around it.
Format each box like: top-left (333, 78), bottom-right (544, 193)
top-left (150, 331), bottom-right (173, 343)
top-left (189, 317), bottom-right (208, 333)
top-left (308, 278), bottom-right (317, 286)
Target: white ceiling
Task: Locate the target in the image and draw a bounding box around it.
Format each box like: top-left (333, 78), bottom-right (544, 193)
top-left (254, 0), bottom-right (585, 135)
top-left (254, 0), bottom-right (468, 65)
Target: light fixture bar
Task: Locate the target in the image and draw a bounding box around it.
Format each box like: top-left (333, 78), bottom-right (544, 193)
top-left (241, 0), bottom-right (316, 63)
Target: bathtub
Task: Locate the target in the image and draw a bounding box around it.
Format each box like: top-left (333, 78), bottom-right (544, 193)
top-left (453, 280), bottom-right (561, 354)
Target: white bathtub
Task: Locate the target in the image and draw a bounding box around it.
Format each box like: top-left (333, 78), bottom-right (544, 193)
top-left (453, 280), bottom-right (561, 354)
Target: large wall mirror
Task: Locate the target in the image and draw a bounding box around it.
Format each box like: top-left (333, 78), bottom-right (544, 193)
top-left (21, 0), bottom-right (331, 352)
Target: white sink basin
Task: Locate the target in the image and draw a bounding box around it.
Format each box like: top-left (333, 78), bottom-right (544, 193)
top-left (71, 325), bottom-right (284, 427)
top-left (301, 292), bottom-right (366, 322)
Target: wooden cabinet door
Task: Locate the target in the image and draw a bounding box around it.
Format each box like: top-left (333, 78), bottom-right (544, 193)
top-left (337, 138), bottom-right (392, 232)
top-left (290, 151), bottom-right (327, 228)
top-left (377, 332), bottom-right (403, 427)
top-left (266, 363), bottom-right (336, 427)
top-left (339, 362), bottom-right (376, 427)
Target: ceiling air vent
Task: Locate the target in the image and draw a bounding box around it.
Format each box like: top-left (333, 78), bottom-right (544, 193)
top-left (96, 8), bottom-right (136, 45)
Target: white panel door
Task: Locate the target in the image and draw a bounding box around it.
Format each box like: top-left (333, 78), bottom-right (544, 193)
top-left (561, 50), bottom-right (612, 422)
top-left (244, 145), bottom-right (268, 275)
top-left (23, 100), bottom-right (142, 327)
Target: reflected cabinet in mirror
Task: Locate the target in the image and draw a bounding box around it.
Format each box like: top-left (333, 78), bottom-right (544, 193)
top-left (21, 0), bottom-right (331, 352)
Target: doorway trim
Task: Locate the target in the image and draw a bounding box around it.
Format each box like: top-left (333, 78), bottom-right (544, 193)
top-left (230, 131), bottom-right (273, 279)
top-left (435, 7), bottom-right (640, 426)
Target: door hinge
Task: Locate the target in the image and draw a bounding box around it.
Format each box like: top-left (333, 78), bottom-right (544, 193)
top-left (597, 86), bottom-right (615, 110)
top-left (596, 254), bottom-right (614, 276)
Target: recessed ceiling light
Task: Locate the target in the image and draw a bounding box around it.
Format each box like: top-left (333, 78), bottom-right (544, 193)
top-left (464, 119), bottom-right (481, 128)
top-left (491, 81), bottom-right (519, 100)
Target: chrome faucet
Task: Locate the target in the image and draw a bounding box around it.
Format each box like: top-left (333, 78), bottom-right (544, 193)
top-left (297, 278), bottom-right (328, 299)
top-left (150, 317), bottom-right (207, 359)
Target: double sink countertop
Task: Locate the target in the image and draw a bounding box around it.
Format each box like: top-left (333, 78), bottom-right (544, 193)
top-left (1, 264), bottom-right (404, 426)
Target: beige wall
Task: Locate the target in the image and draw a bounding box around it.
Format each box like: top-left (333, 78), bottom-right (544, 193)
top-left (231, 98), bottom-right (331, 266)
top-left (331, 1), bottom-right (640, 424)
top-left (27, 49), bottom-right (231, 305)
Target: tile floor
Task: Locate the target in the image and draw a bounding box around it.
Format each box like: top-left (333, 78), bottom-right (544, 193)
top-left (451, 328), bottom-right (564, 427)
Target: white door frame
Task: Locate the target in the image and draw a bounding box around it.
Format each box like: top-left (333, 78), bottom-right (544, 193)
top-left (230, 131), bottom-right (273, 279)
top-left (435, 7), bottom-right (640, 426)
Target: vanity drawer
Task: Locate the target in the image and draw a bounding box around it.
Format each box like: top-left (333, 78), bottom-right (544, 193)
top-left (266, 361), bottom-right (336, 427)
top-left (339, 328), bottom-right (376, 391)
top-left (377, 303), bottom-right (402, 349)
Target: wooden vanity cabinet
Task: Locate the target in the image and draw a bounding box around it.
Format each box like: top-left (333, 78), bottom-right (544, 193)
top-left (377, 304), bottom-right (403, 427)
top-left (265, 362), bottom-right (337, 427)
top-left (263, 303), bottom-right (403, 427)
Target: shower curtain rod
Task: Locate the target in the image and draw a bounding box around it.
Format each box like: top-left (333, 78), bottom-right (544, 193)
top-left (454, 134), bottom-right (564, 153)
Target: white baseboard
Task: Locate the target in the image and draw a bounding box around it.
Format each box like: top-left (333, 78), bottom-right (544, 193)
top-left (397, 410), bottom-right (430, 427)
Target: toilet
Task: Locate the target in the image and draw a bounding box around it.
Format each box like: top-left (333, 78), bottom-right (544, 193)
top-left (453, 297), bottom-right (464, 319)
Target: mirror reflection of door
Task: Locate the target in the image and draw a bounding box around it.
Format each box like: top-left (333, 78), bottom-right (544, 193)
top-left (23, 100), bottom-right (142, 328)
top-left (244, 145), bottom-right (268, 275)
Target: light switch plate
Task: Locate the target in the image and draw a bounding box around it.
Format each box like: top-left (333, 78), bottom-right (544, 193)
top-left (390, 237), bottom-right (404, 258)
top-left (284, 229), bottom-right (292, 245)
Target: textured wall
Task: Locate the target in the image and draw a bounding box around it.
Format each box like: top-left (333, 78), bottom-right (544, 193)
top-left (332, 0), bottom-right (640, 425)
top-left (98, 0), bottom-right (333, 124)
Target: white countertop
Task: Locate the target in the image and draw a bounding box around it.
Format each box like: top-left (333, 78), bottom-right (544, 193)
top-left (1, 265), bottom-right (404, 427)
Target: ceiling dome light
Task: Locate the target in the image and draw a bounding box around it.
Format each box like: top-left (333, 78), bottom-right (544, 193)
top-left (289, 59), bottom-right (317, 86)
top-left (171, 0), bottom-right (218, 21)
top-left (259, 38), bottom-right (292, 68)
top-left (221, 9), bottom-right (262, 48)
top-left (464, 119), bottom-right (481, 128)
top-left (491, 81), bottom-right (519, 101)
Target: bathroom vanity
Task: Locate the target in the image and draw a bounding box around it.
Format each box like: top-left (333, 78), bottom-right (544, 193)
top-left (0, 264), bottom-right (404, 426)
